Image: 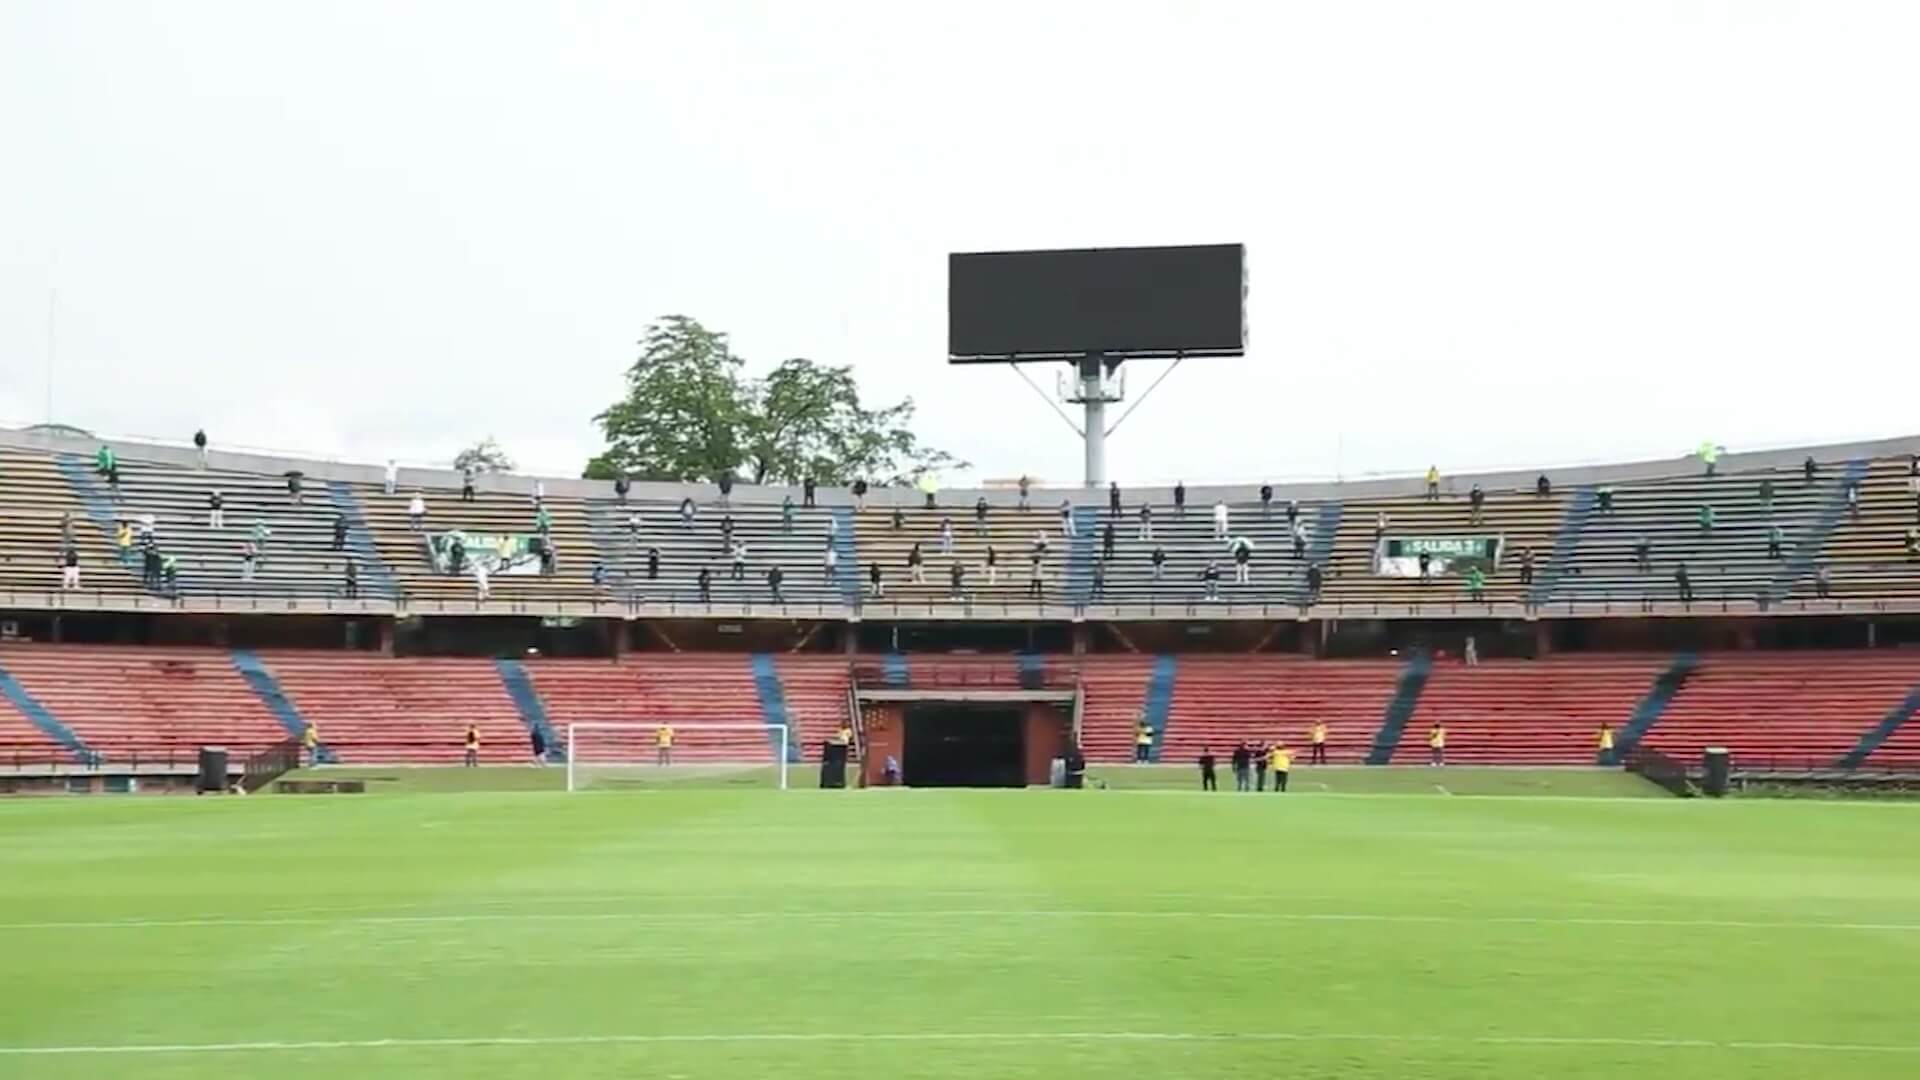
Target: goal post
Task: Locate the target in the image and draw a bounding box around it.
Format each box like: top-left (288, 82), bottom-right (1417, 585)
top-left (565, 722), bottom-right (792, 792)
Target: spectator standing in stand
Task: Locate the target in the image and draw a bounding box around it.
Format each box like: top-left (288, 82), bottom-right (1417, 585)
top-left (1535, 474), bottom-right (1551, 499)
top-left (1760, 477), bottom-right (1774, 511)
top-left (767, 564), bottom-right (785, 603)
top-left (1767, 524), bottom-right (1784, 559)
top-left (1260, 484), bottom-right (1273, 518)
top-left (984, 544), bottom-right (998, 585)
top-left (1519, 546), bottom-right (1535, 585)
top-left (1597, 485), bottom-right (1615, 514)
top-left (1305, 562), bottom-right (1324, 602)
top-left (1425, 465), bottom-right (1440, 500)
top-left (95, 443), bottom-right (116, 479)
top-left (461, 467), bottom-right (475, 502)
top-left (646, 546), bottom-right (661, 580)
top-left (614, 475), bottom-right (631, 505)
top-left (1374, 511), bottom-right (1389, 542)
top-left (1108, 481), bottom-right (1122, 517)
top-left (1697, 504), bottom-right (1715, 532)
top-left (939, 518), bottom-right (955, 554)
top-left (697, 565), bottom-right (712, 602)
top-left (408, 492), bottom-right (426, 532)
top-left (803, 475), bottom-right (817, 508)
top-left (384, 459), bottom-right (398, 495)
top-left (208, 489), bottom-right (225, 530)
top-left (1151, 545), bottom-right (1167, 582)
top-left (1232, 537), bottom-right (1253, 584)
top-left (1635, 534), bottom-right (1652, 572)
top-left (908, 542), bottom-right (925, 584)
top-left (891, 507), bottom-right (905, 531)
top-left (1418, 550), bottom-right (1432, 581)
top-left (1815, 565), bottom-right (1833, 599)
top-left (1090, 557), bottom-right (1106, 599)
top-left (1675, 562), bottom-right (1693, 604)
top-left (241, 538), bottom-right (259, 582)
top-left (1102, 521), bottom-right (1116, 561)
top-left (1134, 717), bottom-right (1154, 763)
top-left (823, 539), bottom-right (839, 577)
top-left (464, 724), bottom-right (480, 768)
top-left (975, 497), bottom-right (989, 535)
top-left (1469, 484), bottom-right (1485, 524)
top-left (852, 478), bottom-right (869, 510)
top-left (868, 562), bottom-right (883, 598)
top-left (193, 428), bottom-right (208, 467)
top-left (679, 497), bottom-right (696, 528)
top-left (1027, 549), bottom-right (1046, 599)
top-left (1138, 503), bottom-right (1154, 541)
top-left (1803, 456), bottom-right (1817, 484)
top-left (1016, 475), bottom-right (1031, 511)
top-left (948, 560), bottom-right (965, 599)
top-left (61, 546), bottom-right (81, 590)
top-left (473, 558), bottom-right (491, 602)
top-left (717, 473), bottom-right (734, 507)
top-left (1286, 498), bottom-right (1300, 529)
top-left (1212, 500), bottom-right (1229, 539)
top-left (1174, 481), bottom-right (1187, 517)
top-left (1847, 478), bottom-right (1861, 520)
top-left (343, 558), bottom-right (359, 599)
top-left (782, 496), bottom-right (796, 533)
top-left (1059, 500), bottom-right (1077, 538)
top-left (730, 541), bottom-right (748, 581)
top-left (1202, 560), bottom-right (1221, 600)
top-left (1466, 565), bottom-right (1486, 602)
top-left (720, 514), bottom-right (735, 550)
top-left (331, 511), bottom-right (348, 552)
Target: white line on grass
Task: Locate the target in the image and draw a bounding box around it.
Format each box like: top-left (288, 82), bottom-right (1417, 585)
top-left (2, 909), bottom-right (1914, 933)
top-left (2, 1030), bottom-right (1915, 1057)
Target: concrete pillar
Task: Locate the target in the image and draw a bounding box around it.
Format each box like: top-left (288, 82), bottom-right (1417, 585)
top-left (377, 617), bottom-right (395, 657)
top-left (1071, 623), bottom-right (1090, 656)
top-left (1534, 621), bottom-right (1553, 657)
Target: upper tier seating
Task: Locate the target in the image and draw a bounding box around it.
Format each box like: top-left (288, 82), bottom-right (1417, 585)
top-left (7, 431), bottom-right (1920, 615)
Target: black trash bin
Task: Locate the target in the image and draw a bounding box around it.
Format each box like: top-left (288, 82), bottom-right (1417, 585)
top-left (1701, 746), bottom-right (1730, 798)
top-left (197, 746), bottom-right (228, 794)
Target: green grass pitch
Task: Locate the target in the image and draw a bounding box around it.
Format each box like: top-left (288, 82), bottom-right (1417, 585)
top-left (2, 774), bottom-right (1918, 1079)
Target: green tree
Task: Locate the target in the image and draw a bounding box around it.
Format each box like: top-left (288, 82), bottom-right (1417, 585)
top-left (453, 435), bottom-right (516, 475)
top-left (584, 316), bottom-right (963, 485)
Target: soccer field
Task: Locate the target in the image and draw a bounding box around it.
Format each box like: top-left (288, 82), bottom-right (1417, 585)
top-left (3, 784), bottom-right (1917, 1079)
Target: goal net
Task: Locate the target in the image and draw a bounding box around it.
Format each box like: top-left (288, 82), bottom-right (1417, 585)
top-left (565, 722), bottom-right (792, 792)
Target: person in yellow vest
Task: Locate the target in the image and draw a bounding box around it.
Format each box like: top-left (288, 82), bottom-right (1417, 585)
top-left (1428, 722), bottom-right (1446, 767)
top-left (1597, 723), bottom-right (1615, 765)
top-left (463, 723), bottom-right (480, 768)
top-left (1134, 721), bottom-right (1154, 764)
top-left (1309, 720), bottom-right (1328, 765)
top-left (655, 723), bottom-right (675, 767)
top-left (301, 720), bottom-right (320, 767)
top-left (1268, 742), bottom-right (1292, 792)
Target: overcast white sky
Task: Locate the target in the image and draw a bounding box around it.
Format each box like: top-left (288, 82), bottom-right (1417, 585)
top-left (2, 1), bottom-right (1916, 486)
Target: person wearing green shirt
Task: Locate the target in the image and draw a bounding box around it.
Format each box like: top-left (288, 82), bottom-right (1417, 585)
top-left (1697, 504), bottom-right (1715, 532)
top-left (1768, 524), bottom-right (1784, 559)
top-left (94, 444), bottom-right (115, 476)
top-left (534, 506), bottom-right (552, 535)
top-left (1466, 565), bottom-right (1486, 601)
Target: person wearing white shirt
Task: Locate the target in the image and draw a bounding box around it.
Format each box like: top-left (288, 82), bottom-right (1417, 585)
top-left (473, 559), bottom-right (490, 601)
top-left (408, 492), bottom-right (427, 532)
top-left (1212, 501), bottom-right (1230, 539)
top-left (384, 459), bottom-right (398, 496)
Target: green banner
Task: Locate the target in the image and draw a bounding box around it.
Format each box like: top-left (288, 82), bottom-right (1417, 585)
top-left (1376, 535), bottom-right (1502, 578)
top-left (426, 531), bottom-right (544, 577)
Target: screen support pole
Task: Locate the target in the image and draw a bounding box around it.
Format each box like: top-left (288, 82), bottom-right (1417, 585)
top-left (1078, 355), bottom-right (1108, 489)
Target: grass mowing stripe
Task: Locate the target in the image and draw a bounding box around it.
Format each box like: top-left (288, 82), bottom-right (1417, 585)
top-left (2, 908), bottom-right (1914, 932)
top-left (4, 1030), bottom-right (1918, 1057)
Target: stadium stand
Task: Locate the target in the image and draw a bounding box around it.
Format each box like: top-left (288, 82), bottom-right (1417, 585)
top-left (1151, 657), bottom-right (1402, 765)
top-left (1641, 651), bottom-right (1920, 769)
top-left (0, 644), bottom-right (288, 760)
top-left (587, 496), bottom-right (845, 607)
top-left (1320, 489), bottom-right (1564, 609)
top-left (1812, 455), bottom-right (1920, 601)
top-left (0, 446), bottom-right (127, 597)
top-left (264, 651), bottom-right (530, 763)
top-left (1402, 655), bottom-right (1674, 765)
top-left (525, 655), bottom-right (784, 762)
